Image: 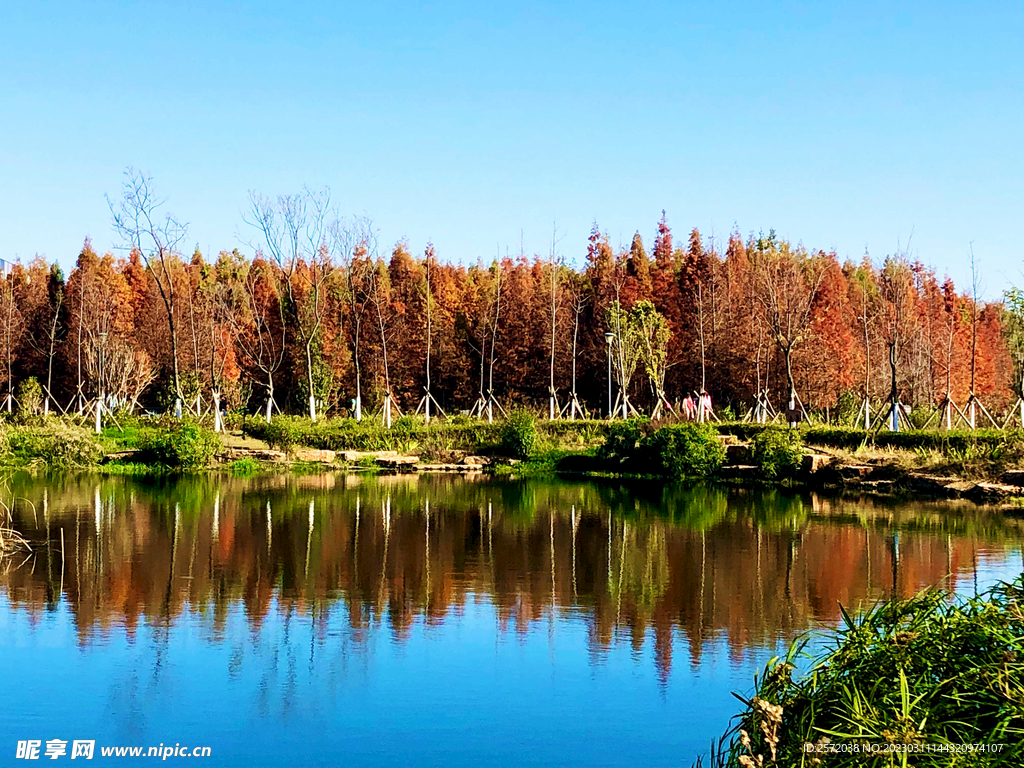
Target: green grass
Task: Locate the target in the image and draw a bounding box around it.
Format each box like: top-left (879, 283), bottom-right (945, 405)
top-left (227, 457), bottom-right (262, 476)
top-left (701, 577), bottom-right (1024, 767)
top-left (244, 414), bottom-right (609, 460)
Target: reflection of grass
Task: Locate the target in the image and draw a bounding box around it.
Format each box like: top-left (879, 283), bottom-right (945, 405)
top-left (491, 449), bottom-right (577, 478)
top-left (94, 461), bottom-right (170, 476)
top-left (707, 578), bottom-right (1024, 767)
top-left (290, 461), bottom-right (333, 475)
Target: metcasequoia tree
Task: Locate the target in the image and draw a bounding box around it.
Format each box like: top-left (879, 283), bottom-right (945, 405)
top-left (1001, 287), bottom-right (1024, 425)
top-left (749, 231), bottom-right (827, 421)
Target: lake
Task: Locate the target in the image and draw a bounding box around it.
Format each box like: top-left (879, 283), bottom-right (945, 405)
top-left (2, 473), bottom-right (1022, 766)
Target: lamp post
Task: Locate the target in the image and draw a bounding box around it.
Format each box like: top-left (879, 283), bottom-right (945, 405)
top-left (604, 332), bottom-right (615, 419)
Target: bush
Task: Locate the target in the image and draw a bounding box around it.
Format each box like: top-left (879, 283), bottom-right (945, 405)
top-left (228, 457), bottom-right (261, 476)
top-left (138, 421), bottom-right (220, 470)
top-left (16, 377), bottom-right (43, 420)
top-left (258, 417), bottom-right (302, 451)
top-left (7, 422), bottom-right (103, 467)
top-left (500, 410), bottom-right (536, 459)
top-left (647, 423), bottom-right (726, 477)
top-left (598, 419), bottom-right (650, 463)
top-left (752, 427), bottom-right (804, 479)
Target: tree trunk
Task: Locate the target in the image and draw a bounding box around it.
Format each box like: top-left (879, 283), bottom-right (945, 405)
top-left (306, 337), bottom-right (317, 421)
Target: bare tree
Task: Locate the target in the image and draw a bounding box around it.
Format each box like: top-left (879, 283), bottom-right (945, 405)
top-left (563, 272), bottom-right (588, 419)
top-left (332, 216), bottom-right (378, 421)
top-left (83, 334), bottom-right (156, 411)
top-left (246, 187), bottom-right (334, 421)
top-left (109, 168), bottom-right (189, 412)
top-left (850, 257), bottom-right (878, 428)
top-left (548, 224), bottom-right (564, 420)
top-left (469, 255), bottom-right (505, 422)
top-left (368, 259), bottom-right (402, 426)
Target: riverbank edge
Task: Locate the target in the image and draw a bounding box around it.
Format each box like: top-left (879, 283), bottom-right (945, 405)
top-left (5, 416), bottom-right (1024, 508)
top-left (84, 444), bottom-right (1024, 511)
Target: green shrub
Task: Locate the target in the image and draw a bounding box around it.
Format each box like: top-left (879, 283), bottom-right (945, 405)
top-left (647, 423), bottom-right (726, 477)
top-left (228, 457), bottom-right (261, 476)
top-left (258, 417), bottom-right (301, 450)
top-left (752, 427), bottom-right (804, 479)
top-left (500, 410), bottom-right (536, 459)
top-left (598, 418), bottom-right (650, 463)
top-left (8, 422), bottom-right (103, 467)
top-left (715, 422), bottom-right (769, 441)
top-left (138, 421), bottom-right (220, 470)
top-left (16, 377), bottom-right (43, 420)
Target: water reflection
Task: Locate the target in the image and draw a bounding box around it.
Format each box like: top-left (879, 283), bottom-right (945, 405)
top-left (5, 474), bottom-right (1023, 679)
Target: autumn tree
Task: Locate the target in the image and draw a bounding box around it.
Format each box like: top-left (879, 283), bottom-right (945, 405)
top-left (16, 257), bottom-right (66, 413)
top-left (227, 256), bottom-right (287, 421)
top-left (0, 273), bottom-right (23, 410)
top-left (877, 253), bottom-right (919, 429)
top-left (749, 232), bottom-right (826, 418)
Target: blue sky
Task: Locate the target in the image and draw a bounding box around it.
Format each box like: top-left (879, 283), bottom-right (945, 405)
top-left (1, 1), bottom-right (1021, 295)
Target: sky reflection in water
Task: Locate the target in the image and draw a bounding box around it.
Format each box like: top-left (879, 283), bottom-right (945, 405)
top-left (2, 474), bottom-right (1023, 767)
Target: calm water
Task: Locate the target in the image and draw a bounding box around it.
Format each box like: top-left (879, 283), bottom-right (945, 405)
top-left (2, 473), bottom-right (1023, 767)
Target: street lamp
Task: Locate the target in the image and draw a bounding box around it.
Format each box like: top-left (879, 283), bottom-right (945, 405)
top-left (604, 332), bottom-right (615, 419)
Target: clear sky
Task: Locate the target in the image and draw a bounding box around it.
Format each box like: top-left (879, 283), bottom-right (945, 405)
top-left (1, 1), bottom-right (1021, 295)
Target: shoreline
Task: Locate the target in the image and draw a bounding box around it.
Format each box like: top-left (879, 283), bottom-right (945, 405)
top-left (88, 443), bottom-right (1024, 511)
top-left (5, 415), bottom-right (1024, 510)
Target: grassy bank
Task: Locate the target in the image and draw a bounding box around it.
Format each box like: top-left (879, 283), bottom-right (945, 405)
top-left (700, 577), bottom-right (1024, 767)
top-left (0, 415), bottom-right (222, 474)
top-left (3, 410), bottom-right (1024, 493)
top-left (242, 413), bottom-right (609, 458)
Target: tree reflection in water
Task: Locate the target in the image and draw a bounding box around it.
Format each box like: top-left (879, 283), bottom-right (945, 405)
top-left (3, 472), bottom-right (1023, 691)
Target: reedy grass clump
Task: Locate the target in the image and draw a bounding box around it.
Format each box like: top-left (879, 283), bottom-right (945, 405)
top-left (0, 478), bottom-right (31, 558)
top-left (703, 578), bottom-right (1024, 767)
top-left (6, 420), bottom-right (103, 468)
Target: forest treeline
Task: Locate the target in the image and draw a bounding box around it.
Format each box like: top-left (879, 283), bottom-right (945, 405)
top-left (1, 173), bottom-right (1020, 422)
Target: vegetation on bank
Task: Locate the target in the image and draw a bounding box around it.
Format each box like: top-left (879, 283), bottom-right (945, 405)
top-left (700, 578), bottom-right (1024, 767)
top-left (1, 406), bottom-right (1024, 489)
top-left (243, 412), bottom-right (607, 459)
top-left (597, 420), bottom-right (726, 477)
